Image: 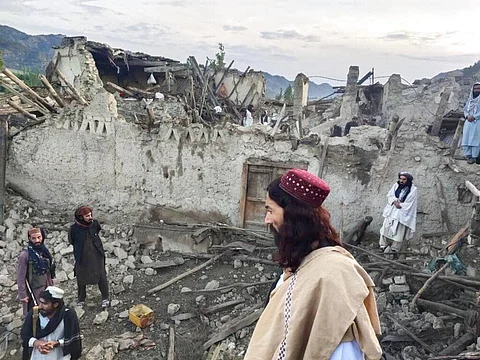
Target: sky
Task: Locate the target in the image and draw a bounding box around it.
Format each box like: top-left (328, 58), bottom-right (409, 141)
top-left (1, 0), bottom-right (479, 84)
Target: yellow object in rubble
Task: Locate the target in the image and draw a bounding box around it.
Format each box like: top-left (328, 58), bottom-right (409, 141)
top-left (129, 304), bottom-right (154, 328)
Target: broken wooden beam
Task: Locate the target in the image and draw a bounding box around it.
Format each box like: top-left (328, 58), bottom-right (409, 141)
top-left (144, 64), bottom-right (189, 73)
top-left (6, 99), bottom-right (38, 120)
top-left (168, 326), bottom-right (175, 360)
top-left (2, 68), bottom-right (56, 112)
top-left (203, 305), bottom-right (262, 350)
top-left (438, 332), bottom-right (476, 356)
top-left (106, 82), bottom-right (135, 97)
top-left (39, 74), bottom-right (65, 108)
top-left (148, 251), bottom-right (227, 294)
top-left (450, 117), bottom-right (466, 158)
top-left (466, 181), bottom-right (480, 200)
top-left (343, 216), bottom-right (373, 245)
top-left (137, 257), bottom-right (185, 269)
top-left (55, 69), bottom-right (88, 105)
top-left (201, 299), bottom-right (245, 316)
top-left (318, 136), bottom-right (330, 178)
top-left (385, 314), bottom-right (438, 356)
top-left (416, 299), bottom-right (467, 318)
top-left (214, 60), bottom-right (234, 92)
top-left (411, 261), bottom-right (451, 311)
top-left (191, 280), bottom-right (272, 294)
top-left (189, 56), bottom-right (220, 107)
top-left (0, 79), bottom-right (49, 114)
top-left (227, 66), bottom-right (250, 100)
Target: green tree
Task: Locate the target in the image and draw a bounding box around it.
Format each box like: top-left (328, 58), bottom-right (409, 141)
top-left (284, 84), bottom-right (294, 104)
top-left (275, 88), bottom-right (283, 101)
top-left (207, 43), bottom-right (226, 70)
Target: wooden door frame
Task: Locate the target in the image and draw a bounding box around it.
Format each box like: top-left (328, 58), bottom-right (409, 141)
top-left (238, 159), bottom-right (308, 228)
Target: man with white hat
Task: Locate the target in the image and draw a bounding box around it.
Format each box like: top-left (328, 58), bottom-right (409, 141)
top-left (21, 286), bottom-right (82, 360)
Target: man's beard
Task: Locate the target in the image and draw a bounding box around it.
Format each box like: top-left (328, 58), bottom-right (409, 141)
top-left (268, 225), bottom-right (282, 248)
top-left (473, 91), bottom-right (480, 98)
top-left (40, 308), bottom-right (55, 317)
top-left (86, 219), bottom-right (93, 224)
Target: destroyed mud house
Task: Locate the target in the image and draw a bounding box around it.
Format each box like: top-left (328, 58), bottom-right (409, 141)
top-left (0, 36), bottom-right (480, 359)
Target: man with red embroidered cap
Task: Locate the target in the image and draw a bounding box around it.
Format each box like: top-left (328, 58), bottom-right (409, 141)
top-left (68, 206), bottom-right (109, 309)
top-left (17, 227), bottom-right (56, 317)
top-left (244, 169), bottom-right (382, 360)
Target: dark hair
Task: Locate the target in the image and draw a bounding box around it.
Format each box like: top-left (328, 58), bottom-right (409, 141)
top-left (267, 177), bottom-right (341, 272)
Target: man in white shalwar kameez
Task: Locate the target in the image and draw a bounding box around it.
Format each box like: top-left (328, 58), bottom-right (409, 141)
top-left (379, 171), bottom-right (418, 254)
top-left (462, 82), bottom-right (480, 164)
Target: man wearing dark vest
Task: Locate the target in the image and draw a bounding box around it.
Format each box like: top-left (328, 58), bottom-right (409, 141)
top-left (68, 205), bottom-right (109, 309)
top-left (17, 228), bottom-right (56, 317)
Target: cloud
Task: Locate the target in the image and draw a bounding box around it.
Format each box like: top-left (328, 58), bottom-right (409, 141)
top-left (396, 53), bottom-right (478, 63)
top-left (223, 25), bottom-right (248, 33)
top-left (260, 29), bottom-right (320, 42)
top-left (380, 30), bottom-right (458, 43)
top-left (123, 22), bottom-right (172, 36)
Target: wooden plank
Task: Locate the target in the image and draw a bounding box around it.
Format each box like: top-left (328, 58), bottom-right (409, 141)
top-left (227, 66), bottom-right (250, 100)
top-left (137, 257), bottom-right (185, 269)
top-left (106, 82), bottom-right (135, 97)
top-left (214, 60), bottom-right (234, 92)
top-left (148, 251), bottom-right (227, 294)
top-left (245, 158), bottom-right (308, 169)
top-left (0, 79), bottom-right (49, 114)
top-left (238, 163), bottom-right (249, 228)
top-left (2, 69), bottom-right (55, 112)
top-left (168, 326), bottom-right (175, 360)
top-left (6, 99), bottom-right (38, 120)
top-left (144, 64), bottom-right (189, 73)
top-left (39, 75), bottom-right (65, 108)
top-left (466, 181), bottom-right (480, 199)
top-left (55, 69), bottom-right (88, 105)
top-left (450, 118), bottom-right (466, 157)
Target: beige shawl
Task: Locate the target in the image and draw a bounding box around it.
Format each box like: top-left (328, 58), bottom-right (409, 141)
top-left (244, 246), bottom-right (382, 360)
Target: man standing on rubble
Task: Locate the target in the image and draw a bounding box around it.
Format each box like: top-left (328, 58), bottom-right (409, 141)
top-left (21, 286), bottom-right (82, 360)
top-left (379, 171), bottom-right (418, 255)
top-left (17, 228), bottom-right (55, 317)
top-left (462, 82), bottom-right (480, 164)
top-left (244, 104), bottom-right (254, 126)
top-left (68, 206), bottom-right (109, 309)
top-left (244, 169), bottom-right (382, 359)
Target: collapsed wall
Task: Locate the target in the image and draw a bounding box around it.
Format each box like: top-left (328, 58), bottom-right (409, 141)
top-left (5, 39), bottom-right (480, 244)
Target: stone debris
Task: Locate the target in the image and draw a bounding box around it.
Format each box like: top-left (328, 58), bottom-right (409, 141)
top-left (93, 310), bottom-right (109, 325)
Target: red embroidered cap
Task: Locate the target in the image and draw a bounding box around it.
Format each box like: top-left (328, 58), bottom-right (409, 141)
top-left (279, 169), bottom-right (330, 207)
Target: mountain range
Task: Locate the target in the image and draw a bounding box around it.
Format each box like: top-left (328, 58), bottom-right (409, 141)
top-left (0, 24), bottom-right (335, 99)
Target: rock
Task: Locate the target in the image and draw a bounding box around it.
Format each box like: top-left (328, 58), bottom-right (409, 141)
top-left (93, 311), bottom-right (109, 325)
top-left (114, 247), bottom-right (128, 260)
top-left (5, 228), bottom-right (14, 242)
top-left (6, 318), bottom-right (22, 331)
top-left (76, 307), bottom-right (85, 319)
top-left (141, 256), bottom-right (153, 264)
top-left (424, 312), bottom-right (436, 324)
top-left (145, 268), bottom-right (155, 276)
top-left (0, 275), bottom-right (14, 287)
top-left (60, 245), bottom-right (74, 256)
top-left (54, 243), bottom-right (66, 254)
top-left (119, 338), bottom-right (136, 351)
top-left (4, 218), bottom-right (15, 229)
top-left (0, 240), bottom-right (6, 248)
top-left (125, 261), bottom-right (136, 270)
top-left (119, 310), bottom-right (129, 318)
top-left (55, 271), bottom-right (68, 283)
top-left (382, 278), bottom-right (393, 285)
top-left (389, 284), bottom-right (410, 293)
top-left (454, 323), bottom-right (463, 338)
top-left (376, 292), bottom-right (388, 314)
top-left (106, 258), bottom-right (120, 266)
top-left (1, 313), bottom-right (14, 324)
top-left (394, 275), bottom-right (406, 284)
top-left (181, 287), bottom-right (191, 293)
top-left (112, 283), bottom-right (125, 294)
top-left (111, 299), bottom-right (120, 307)
top-left (86, 344), bottom-right (105, 360)
top-left (123, 275), bottom-right (134, 285)
top-left (195, 295), bottom-right (205, 304)
top-left (0, 225), bottom-right (5, 233)
top-left (402, 345), bottom-right (422, 360)
top-left (233, 259), bottom-right (243, 269)
top-left (205, 280), bottom-right (220, 290)
top-left (433, 317), bottom-right (445, 329)
top-left (167, 303), bottom-right (181, 315)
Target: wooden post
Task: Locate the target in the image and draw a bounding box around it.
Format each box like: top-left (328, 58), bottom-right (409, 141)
top-left (106, 82), bottom-right (135, 97)
top-left (318, 136), bottom-right (330, 178)
top-left (39, 74), bottom-right (65, 108)
top-left (450, 117), bottom-right (465, 158)
top-left (240, 83), bottom-right (256, 109)
top-left (168, 326), bottom-right (175, 360)
top-left (0, 119), bottom-right (7, 225)
top-left (214, 60), bottom-right (234, 92)
top-left (227, 66), bottom-right (250, 100)
top-left (2, 68), bottom-right (56, 112)
top-left (55, 69), bottom-right (88, 105)
top-left (6, 99), bottom-right (38, 120)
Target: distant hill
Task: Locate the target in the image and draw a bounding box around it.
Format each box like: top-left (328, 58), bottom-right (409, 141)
top-left (263, 72), bottom-right (334, 100)
top-left (0, 25), bottom-right (64, 71)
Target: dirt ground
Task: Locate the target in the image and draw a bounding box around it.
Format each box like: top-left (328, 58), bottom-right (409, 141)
top-left (1, 250), bottom-right (278, 360)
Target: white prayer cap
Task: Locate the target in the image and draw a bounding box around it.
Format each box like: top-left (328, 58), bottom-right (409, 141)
top-left (45, 286), bottom-right (65, 299)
